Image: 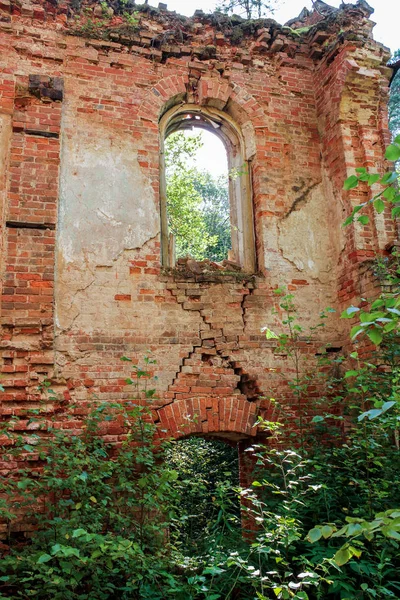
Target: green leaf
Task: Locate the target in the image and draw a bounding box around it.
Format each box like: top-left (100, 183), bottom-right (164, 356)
top-left (347, 523), bottom-right (363, 536)
top-left (341, 306), bottom-right (359, 319)
top-left (350, 325), bottom-right (364, 339)
top-left (343, 175), bottom-right (359, 190)
top-left (367, 173), bottom-right (380, 185)
top-left (385, 144), bottom-right (400, 161)
top-left (357, 215), bottom-right (369, 225)
top-left (343, 215), bottom-right (354, 227)
top-left (37, 553), bottom-right (53, 564)
top-left (382, 527), bottom-right (400, 540)
top-left (352, 204), bottom-right (364, 215)
top-left (311, 416), bottom-right (325, 423)
top-left (381, 401), bottom-right (396, 414)
top-left (334, 546), bottom-right (352, 566)
top-left (203, 566), bottom-right (226, 576)
top-left (321, 525), bottom-right (333, 539)
top-left (307, 527), bottom-right (322, 543)
top-left (344, 370), bottom-right (359, 378)
top-left (371, 298), bottom-right (384, 309)
top-left (264, 328), bottom-right (278, 340)
top-left (373, 198), bottom-right (385, 214)
top-left (349, 545), bottom-right (362, 558)
top-left (367, 328), bottom-right (383, 345)
top-left (383, 186), bottom-right (396, 201)
top-left (392, 206), bottom-right (400, 218)
top-left (359, 408), bottom-right (382, 421)
top-left (72, 528), bottom-right (87, 538)
top-left (381, 171), bottom-right (398, 185)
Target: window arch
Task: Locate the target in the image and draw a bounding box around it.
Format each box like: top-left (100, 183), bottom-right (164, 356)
top-left (159, 104), bottom-right (256, 273)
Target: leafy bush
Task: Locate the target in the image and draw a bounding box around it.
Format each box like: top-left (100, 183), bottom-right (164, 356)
top-left (0, 399), bottom-right (187, 599)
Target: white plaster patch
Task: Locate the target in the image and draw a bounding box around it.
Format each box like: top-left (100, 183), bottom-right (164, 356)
top-left (278, 184), bottom-right (334, 283)
top-left (0, 114), bottom-right (12, 215)
top-left (58, 125), bottom-right (159, 266)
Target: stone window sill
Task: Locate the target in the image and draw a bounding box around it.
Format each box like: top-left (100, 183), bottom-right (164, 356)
top-left (161, 257), bottom-right (258, 283)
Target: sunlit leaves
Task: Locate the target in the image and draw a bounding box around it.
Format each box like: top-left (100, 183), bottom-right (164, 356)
top-left (341, 306), bottom-right (360, 319)
top-left (37, 553), bottom-right (52, 564)
top-left (307, 527), bottom-right (322, 543)
top-left (358, 401), bottom-right (396, 422)
top-left (262, 326), bottom-right (279, 340)
top-left (385, 143), bottom-right (400, 161)
top-left (342, 141), bottom-right (400, 229)
top-left (341, 294), bottom-right (400, 345)
top-left (334, 546), bottom-right (352, 566)
top-left (373, 198), bottom-right (385, 213)
top-left (366, 327), bottom-right (383, 345)
top-left (343, 175), bottom-right (359, 190)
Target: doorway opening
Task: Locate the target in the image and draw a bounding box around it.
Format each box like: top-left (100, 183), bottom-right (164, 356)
top-left (164, 436), bottom-right (241, 551)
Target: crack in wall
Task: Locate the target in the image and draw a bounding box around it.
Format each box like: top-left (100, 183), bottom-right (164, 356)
top-left (281, 180), bottom-right (321, 219)
top-left (156, 279), bottom-right (260, 417)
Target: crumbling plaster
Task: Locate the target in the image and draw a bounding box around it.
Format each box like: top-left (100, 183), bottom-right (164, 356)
top-left (56, 118), bottom-right (159, 330)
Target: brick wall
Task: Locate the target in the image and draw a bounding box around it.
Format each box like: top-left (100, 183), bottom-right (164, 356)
top-left (0, 0), bottom-right (396, 536)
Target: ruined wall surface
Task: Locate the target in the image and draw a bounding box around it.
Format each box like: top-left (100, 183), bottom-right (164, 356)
top-left (0, 0), bottom-right (395, 511)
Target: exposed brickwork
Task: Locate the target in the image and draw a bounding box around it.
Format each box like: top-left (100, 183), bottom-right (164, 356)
top-left (0, 0), bottom-right (396, 536)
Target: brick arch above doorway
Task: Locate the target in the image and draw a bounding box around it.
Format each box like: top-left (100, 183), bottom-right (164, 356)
top-left (154, 395), bottom-right (260, 441)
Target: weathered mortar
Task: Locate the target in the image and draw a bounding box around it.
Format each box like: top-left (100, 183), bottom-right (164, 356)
top-left (0, 0), bottom-right (397, 535)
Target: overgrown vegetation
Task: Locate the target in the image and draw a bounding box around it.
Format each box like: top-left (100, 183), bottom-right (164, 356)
top-left (389, 50), bottom-right (400, 138)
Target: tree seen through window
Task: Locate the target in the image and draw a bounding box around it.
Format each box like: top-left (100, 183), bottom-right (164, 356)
top-left (165, 129), bottom-right (232, 263)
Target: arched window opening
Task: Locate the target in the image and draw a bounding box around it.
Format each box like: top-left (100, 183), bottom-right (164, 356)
top-left (160, 105), bottom-right (256, 272)
top-left (165, 128), bottom-right (231, 263)
top-left (164, 436), bottom-right (241, 549)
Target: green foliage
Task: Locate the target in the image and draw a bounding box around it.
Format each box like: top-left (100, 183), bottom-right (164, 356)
top-left (214, 0), bottom-right (275, 19)
top-left (165, 132), bottom-right (231, 262)
top-left (343, 151), bottom-right (400, 228)
top-left (193, 172), bottom-right (232, 262)
top-left (389, 50), bottom-right (400, 137)
top-left (165, 437), bottom-right (240, 547)
top-left (341, 286), bottom-right (400, 345)
top-left (342, 141), bottom-right (400, 346)
top-left (0, 392), bottom-right (186, 598)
